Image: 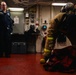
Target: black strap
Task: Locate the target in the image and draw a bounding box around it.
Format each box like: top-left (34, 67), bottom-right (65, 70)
top-left (55, 14), bottom-right (67, 31)
top-left (59, 14), bottom-right (68, 33)
top-left (60, 14), bottom-right (67, 23)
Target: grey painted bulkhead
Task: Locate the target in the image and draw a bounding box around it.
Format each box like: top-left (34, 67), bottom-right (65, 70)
top-left (10, 11), bottom-right (24, 34)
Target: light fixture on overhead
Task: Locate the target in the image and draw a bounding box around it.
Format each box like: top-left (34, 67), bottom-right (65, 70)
top-left (52, 3), bottom-right (67, 6)
top-left (8, 8), bottom-right (24, 11)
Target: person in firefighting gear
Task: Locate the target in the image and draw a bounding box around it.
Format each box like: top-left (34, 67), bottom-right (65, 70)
top-left (40, 2), bottom-right (76, 73)
top-left (0, 1), bottom-right (14, 57)
top-left (40, 2), bottom-right (74, 64)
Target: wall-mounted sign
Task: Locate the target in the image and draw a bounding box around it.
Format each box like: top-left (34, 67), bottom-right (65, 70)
top-left (14, 16), bottom-right (19, 24)
top-left (25, 12), bottom-right (29, 17)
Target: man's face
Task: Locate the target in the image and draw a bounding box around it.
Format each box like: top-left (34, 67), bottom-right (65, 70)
top-left (1, 2), bottom-right (7, 11)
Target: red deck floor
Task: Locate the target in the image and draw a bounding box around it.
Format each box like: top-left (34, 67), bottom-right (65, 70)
top-left (0, 54), bottom-right (76, 75)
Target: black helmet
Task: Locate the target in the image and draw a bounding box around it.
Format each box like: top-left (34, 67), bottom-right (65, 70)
top-left (65, 2), bottom-right (74, 11)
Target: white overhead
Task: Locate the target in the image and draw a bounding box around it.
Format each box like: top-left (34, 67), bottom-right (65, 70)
top-left (8, 8), bottom-right (24, 11)
top-left (52, 3), bottom-right (67, 6)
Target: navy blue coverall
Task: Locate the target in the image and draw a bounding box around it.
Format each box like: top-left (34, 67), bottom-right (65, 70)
top-left (0, 9), bottom-right (13, 57)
